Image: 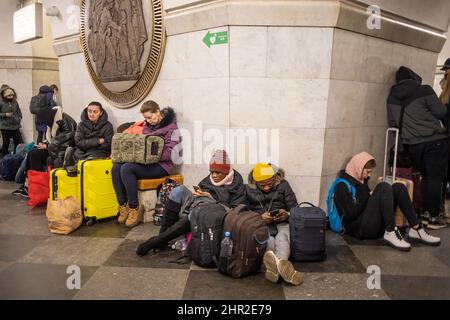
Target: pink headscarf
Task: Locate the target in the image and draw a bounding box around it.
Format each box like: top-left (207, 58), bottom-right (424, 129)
top-left (345, 152), bottom-right (375, 183)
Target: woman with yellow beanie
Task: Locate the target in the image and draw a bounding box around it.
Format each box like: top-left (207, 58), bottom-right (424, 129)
top-left (246, 163), bottom-right (303, 286)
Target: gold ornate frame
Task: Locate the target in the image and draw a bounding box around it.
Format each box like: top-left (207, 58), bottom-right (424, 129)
top-left (80, 0), bottom-right (166, 108)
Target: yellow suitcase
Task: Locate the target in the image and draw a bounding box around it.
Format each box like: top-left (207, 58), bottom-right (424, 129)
top-left (49, 168), bottom-right (78, 201)
top-left (77, 159), bottom-right (118, 225)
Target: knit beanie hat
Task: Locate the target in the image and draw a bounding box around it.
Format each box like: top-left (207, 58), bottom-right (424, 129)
top-left (252, 163), bottom-right (276, 182)
top-left (209, 149), bottom-right (231, 174)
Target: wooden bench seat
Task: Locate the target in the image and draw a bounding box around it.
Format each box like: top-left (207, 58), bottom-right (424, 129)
top-left (137, 174), bottom-right (183, 191)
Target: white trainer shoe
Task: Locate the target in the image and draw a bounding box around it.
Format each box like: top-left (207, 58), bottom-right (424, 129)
top-left (408, 225), bottom-right (441, 246)
top-left (383, 228), bottom-right (411, 252)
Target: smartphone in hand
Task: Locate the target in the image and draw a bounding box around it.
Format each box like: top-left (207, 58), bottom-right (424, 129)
top-left (269, 209), bottom-right (279, 217)
top-left (193, 186), bottom-right (201, 192)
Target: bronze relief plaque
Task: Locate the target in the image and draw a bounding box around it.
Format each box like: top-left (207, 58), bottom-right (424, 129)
top-left (80, 0), bottom-right (165, 108)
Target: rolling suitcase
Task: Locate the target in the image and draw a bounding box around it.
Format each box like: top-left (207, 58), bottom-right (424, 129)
top-left (77, 159), bottom-right (118, 225)
top-left (379, 128), bottom-right (414, 228)
top-left (49, 168), bottom-right (78, 201)
top-left (289, 202), bottom-right (327, 262)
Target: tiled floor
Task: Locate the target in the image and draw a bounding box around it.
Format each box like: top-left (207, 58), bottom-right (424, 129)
top-left (0, 180), bottom-right (449, 300)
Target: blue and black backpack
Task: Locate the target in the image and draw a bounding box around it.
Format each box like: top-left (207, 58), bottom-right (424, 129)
top-left (326, 178), bottom-right (356, 234)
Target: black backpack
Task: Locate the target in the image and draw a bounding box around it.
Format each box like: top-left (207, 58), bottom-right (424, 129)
top-left (0, 154), bottom-right (24, 181)
top-left (189, 196), bottom-right (228, 268)
top-left (289, 202), bottom-right (327, 262)
top-left (29, 94), bottom-right (46, 115)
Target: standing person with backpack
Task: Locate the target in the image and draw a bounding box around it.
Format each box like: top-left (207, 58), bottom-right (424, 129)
top-left (330, 152), bottom-right (440, 251)
top-left (0, 85), bottom-right (23, 157)
top-left (136, 149), bottom-right (246, 256)
top-left (246, 163), bottom-right (303, 286)
top-left (387, 66), bottom-right (449, 229)
top-left (30, 85), bottom-right (56, 144)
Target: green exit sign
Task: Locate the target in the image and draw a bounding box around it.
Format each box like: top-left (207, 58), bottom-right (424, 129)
top-left (203, 31), bottom-right (228, 48)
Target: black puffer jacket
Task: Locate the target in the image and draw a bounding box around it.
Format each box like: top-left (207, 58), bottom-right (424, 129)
top-left (198, 170), bottom-right (246, 208)
top-left (387, 66), bottom-right (447, 145)
top-left (45, 108), bottom-right (77, 164)
top-left (333, 170), bottom-right (371, 237)
top-left (246, 168), bottom-right (298, 235)
top-left (74, 107), bottom-right (114, 160)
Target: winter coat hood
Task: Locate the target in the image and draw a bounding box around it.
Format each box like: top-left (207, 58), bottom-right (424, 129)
top-left (390, 66), bottom-right (422, 101)
top-left (80, 105), bottom-right (109, 128)
top-left (0, 85), bottom-right (17, 103)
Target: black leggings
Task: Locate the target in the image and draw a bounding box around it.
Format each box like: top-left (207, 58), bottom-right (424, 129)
top-left (357, 182), bottom-right (420, 239)
top-left (1, 129), bottom-right (22, 156)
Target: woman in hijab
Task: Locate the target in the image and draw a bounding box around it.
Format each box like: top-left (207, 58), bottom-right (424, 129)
top-left (332, 152), bottom-right (440, 251)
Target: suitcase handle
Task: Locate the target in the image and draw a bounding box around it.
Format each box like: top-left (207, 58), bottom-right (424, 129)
top-left (297, 202), bottom-right (315, 208)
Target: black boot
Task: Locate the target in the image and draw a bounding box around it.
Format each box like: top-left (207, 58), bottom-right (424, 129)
top-left (159, 199), bottom-right (182, 234)
top-left (136, 215), bottom-right (190, 256)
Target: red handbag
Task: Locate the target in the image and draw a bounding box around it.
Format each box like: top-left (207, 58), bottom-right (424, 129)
top-left (27, 170), bottom-right (50, 207)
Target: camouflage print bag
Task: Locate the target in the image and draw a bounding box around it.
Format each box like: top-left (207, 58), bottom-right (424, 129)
top-left (111, 133), bottom-right (165, 164)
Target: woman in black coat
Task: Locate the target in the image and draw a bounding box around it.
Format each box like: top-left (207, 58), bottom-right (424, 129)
top-left (74, 101), bottom-right (114, 161)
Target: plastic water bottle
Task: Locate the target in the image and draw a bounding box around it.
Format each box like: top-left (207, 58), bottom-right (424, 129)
top-left (172, 238), bottom-right (187, 252)
top-left (219, 232), bottom-right (233, 268)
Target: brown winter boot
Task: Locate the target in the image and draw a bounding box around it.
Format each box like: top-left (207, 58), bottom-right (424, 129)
top-left (278, 259), bottom-right (304, 286)
top-left (117, 204), bottom-right (130, 224)
top-left (125, 207), bottom-right (141, 228)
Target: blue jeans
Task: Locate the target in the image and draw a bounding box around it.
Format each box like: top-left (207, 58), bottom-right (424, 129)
top-left (15, 154), bottom-right (28, 184)
top-left (112, 162), bottom-right (168, 208)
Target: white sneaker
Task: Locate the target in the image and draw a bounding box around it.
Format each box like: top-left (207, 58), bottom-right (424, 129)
top-left (383, 228), bottom-right (411, 251)
top-left (408, 226), bottom-right (441, 246)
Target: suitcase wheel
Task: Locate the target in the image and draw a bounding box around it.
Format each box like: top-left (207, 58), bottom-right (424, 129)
top-left (86, 217), bottom-right (96, 227)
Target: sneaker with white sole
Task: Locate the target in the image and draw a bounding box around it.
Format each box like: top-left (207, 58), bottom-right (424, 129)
top-left (263, 250), bottom-right (279, 283)
top-left (277, 259), bottom-right (304, 286)
top-left (383, 228), bottom-right (411, 251)
top-left (408, 225), bottom-right (441, 246)
top-left (420, 211), bottom-right (430, 226)
top-left (427, 216), bottom-right (447, 230)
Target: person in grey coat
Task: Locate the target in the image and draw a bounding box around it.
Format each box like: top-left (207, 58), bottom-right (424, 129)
top-left (387, 66), bottom-right (449, 229)
top-left (0, 84), bottom-right (23, 157)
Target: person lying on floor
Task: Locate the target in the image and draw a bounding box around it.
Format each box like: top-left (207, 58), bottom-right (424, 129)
top-left (246, 163), bottom-right (303, 286)
top-left (332, 152), bottom-right (440, 251)
top-left (13, 106), bottom-right (77, 197)
top-left (136, 149), bottom-right (246, 256)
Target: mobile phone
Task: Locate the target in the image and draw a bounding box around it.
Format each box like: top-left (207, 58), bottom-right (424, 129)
top-left (193, 186), bottom-right (201, 192)
top-left (269, 209), bottom-right (279, 217)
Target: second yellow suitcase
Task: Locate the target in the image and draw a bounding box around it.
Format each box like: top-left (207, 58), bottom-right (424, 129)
top-left (77, 159), bottom-right (118, 225)
top-left (49, 168), bottom-right (78, 201)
